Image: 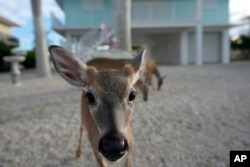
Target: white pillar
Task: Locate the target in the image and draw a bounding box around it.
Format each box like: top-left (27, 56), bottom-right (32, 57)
top-left (31, 0), bottom-right (51, 77)
top-left (195, 26), bottom-right (203, 66)
top-left (180, 31), bottom-right (188, 65)
top-left (195, 0), bottom-right (203, 66)
top-left (114, 0), bottom-right (132, 51)
top-left (222, 30), bottom-right (230, 64)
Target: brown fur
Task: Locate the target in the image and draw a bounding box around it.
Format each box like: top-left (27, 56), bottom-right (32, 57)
top-left (49, 45), bottom-right (145, 167)
top-left (87, 58), bottom-right (148, 101)
top-left (87, 57), bottom-right (164, 92)
top-left (143, 58), bottom-right (165, 90)
top-left (76, 70), bottom-right (135, 167)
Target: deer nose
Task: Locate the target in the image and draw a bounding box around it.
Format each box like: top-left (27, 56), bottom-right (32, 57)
top-left (99, 133), bottom-right (128, 162)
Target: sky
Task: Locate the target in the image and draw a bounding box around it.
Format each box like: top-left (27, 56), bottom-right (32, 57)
top-left (0, 0), bottom-right (250, 51)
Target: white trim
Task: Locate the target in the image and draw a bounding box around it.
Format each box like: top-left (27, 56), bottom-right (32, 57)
top-left (195, 25), bottom-right (203, 66)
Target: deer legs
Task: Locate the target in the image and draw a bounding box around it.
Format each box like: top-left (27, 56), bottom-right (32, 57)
top-left (76, 126), bottom-right (84, 157)
top-left (135, 79), bottom-right (148, 101)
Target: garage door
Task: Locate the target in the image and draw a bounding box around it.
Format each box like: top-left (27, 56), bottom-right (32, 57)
top-left (188, 32), bottom-right (221, 64)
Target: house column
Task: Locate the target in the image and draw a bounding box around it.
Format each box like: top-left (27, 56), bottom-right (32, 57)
top-left (222, 29), bottom-right (230, 64)
top-left (195, 0), bottom-right (203, 66)
top-left (180, 31), bottom-right (188, 65)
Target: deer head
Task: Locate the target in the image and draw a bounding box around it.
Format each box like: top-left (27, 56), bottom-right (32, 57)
top-left (49, 45), bottom-right (145, 165)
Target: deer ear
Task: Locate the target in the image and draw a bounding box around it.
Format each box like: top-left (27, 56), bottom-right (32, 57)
top-left (49, 45), bottom-right (88, 88)
top-left (129, 49), bottom-right (146, 84)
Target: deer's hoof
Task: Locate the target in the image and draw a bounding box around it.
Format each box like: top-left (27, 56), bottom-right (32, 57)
top-left (76, 148), bottom-right (81, 158)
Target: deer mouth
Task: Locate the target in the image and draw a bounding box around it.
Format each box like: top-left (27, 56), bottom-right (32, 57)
top-left (98, 133), bottom-right (128, 162)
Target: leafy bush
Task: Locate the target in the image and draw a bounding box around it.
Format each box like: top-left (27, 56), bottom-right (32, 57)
top-left (231, 35), bottom-right (250, 59)
top-left (132, 45), bottom-right (141, 51)
top-left (22, 49), bottom-right (36, 69)
top-left (0, 42), bottom-right (12, 72)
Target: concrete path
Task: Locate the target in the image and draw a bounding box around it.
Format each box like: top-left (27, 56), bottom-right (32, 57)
top-left (0, 62), bottom-right (250, 167)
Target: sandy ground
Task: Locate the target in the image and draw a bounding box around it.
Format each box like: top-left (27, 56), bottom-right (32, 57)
top-left (0, 61), bottom-right (250, 167)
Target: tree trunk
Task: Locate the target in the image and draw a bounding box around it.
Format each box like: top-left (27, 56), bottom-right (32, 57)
top-left (114, 0), bottom-right (132, 51)
top-left (31, 0), bottom-right (51, 77)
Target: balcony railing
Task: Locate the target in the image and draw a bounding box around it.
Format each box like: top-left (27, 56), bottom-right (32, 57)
top-left (52, 1), bottom-right (198, 30)
top-left (53, 1), bottom-right (232, 30)
top-left (131, 1), bottom-right (196, 26)
top-left (52, 10), bottom-right (113, 29)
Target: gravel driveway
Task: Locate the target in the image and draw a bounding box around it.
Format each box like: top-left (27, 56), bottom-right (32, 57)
top-left (0, 62), bottom-right (250, 167)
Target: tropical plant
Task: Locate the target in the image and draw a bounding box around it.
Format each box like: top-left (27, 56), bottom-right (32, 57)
top-left (231, 35), bottom-right (250, 59)
top-left (22, 49), bottom-right (36, 69)
top-left (0, 42), bottom-right (12, 72)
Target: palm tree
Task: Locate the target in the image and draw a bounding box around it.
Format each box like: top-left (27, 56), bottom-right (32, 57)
top-left (114, 0), bottom-right (132, 51)
top-left (31, 0), bottom-right (51, 77)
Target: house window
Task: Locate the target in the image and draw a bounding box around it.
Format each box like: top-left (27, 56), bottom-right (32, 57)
top-left (203, 0), bottom-right (216, 10)
top-left (82, 0), bottom-right (104, 11)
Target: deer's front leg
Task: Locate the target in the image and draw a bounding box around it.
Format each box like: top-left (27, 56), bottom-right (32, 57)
top-left (76, 126), bottom-right (84, 157)
top-left (93, 150), bottom-right (107, 167)
top-left (125, 124), bottom-right (134, 167)
top-left (145, 73), bottom-right (151, 85)
top-left (125, 154), bottom-right (132, 167)
top-left (135, 79), bottom-right (148, 101)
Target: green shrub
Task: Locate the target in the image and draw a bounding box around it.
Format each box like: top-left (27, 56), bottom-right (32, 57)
top-left (22, 49), bottom-right (36, 69)
top-left (132, 45), bottom-right (141, 51)
top-left (231, 35), bottom-right (250, 59)
top-left (0, 42), bottom-right (12, 72)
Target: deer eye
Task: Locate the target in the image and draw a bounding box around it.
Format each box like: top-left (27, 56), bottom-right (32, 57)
top-left (86, 92), bottom-right (96, 104)
top-left (128, 91), bottom-right (136, 102)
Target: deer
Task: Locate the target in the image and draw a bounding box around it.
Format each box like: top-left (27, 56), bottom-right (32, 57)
top-left (143, 58), bottom-right (166, 91)
top-left (87, 58), bottom-right (148, 101)
top-left (49, 45), bottom-right (145, 167)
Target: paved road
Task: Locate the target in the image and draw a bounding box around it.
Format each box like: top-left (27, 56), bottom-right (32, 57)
top-left (0, 62), bottom-right (250, 167)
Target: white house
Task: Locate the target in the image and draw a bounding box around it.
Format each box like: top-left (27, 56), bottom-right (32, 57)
top-left (52, 0), bottom-right (231, 65)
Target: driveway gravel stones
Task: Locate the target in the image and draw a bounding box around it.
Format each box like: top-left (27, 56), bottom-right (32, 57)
top-left (0, 62), bottom-right (250, 167)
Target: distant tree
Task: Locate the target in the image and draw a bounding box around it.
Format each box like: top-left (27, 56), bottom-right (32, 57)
top-left (22, 49), bottom-right (36, 69)
top-left (231, 35), bottom-right (250, 59)
top-left (0, 42), bottom-right (12, 72)
top-left (0, 42), bottom-right (12, 56)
